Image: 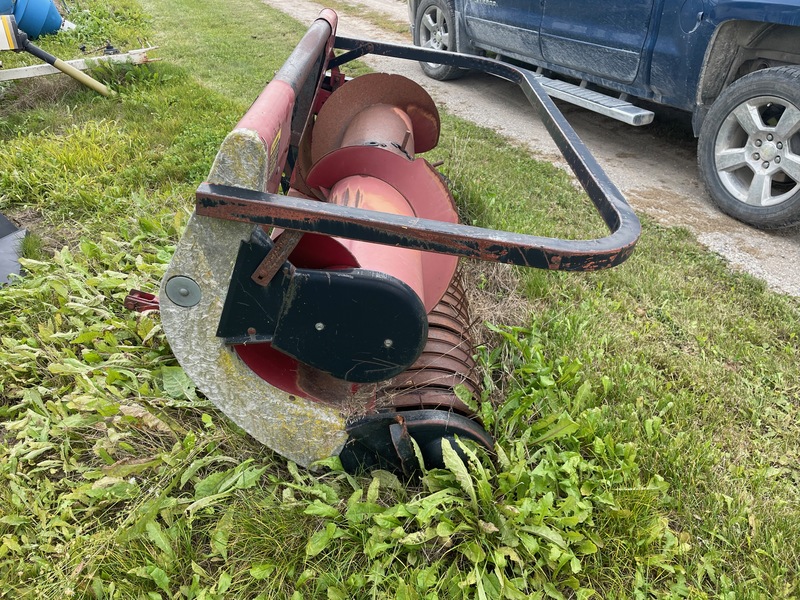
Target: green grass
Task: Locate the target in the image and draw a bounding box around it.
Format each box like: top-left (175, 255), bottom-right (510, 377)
top-left (0, 0), bottom-right (798, 598)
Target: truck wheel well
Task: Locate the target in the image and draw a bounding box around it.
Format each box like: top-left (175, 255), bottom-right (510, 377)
top-left (698, 21), bottom-right (800, 112)
top-left (409, 0), bottom-right (421, 20)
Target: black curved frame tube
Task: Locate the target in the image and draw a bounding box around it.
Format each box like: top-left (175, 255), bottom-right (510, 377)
top-left (195, 20), bottom-right (641, 272)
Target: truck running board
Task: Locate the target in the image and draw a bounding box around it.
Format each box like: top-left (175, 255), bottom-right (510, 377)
top-left (535, 74), bottom-right (654, 126)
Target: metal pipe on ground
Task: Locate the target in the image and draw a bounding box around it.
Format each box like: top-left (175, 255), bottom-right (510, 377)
top-left (1, 14), bottom-right (114, 96)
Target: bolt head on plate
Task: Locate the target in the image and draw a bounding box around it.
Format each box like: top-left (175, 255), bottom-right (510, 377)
top-left (165, 275), bottom-right (202, 307)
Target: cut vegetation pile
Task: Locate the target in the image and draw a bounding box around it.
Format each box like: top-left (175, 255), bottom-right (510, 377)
top-left (0, 0), bottom-right (798, 598)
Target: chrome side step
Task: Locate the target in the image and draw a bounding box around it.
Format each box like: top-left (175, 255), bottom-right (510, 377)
top-left (535, 74), bottom-right (654, 126)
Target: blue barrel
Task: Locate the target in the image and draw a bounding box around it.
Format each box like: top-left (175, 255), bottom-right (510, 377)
top-left (14, 0), bottom-right (62, 38)
top-left (0, 0), bottom-right (14, 15)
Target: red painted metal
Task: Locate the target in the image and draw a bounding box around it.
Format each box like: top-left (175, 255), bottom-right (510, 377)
top-left (307, 146), bottom-right (460, 308)
top-left (250, 229), bottom-right (303, 285)
top-left (378, 273), bottom-right (480, 418)
top-left (327, 176), bottom-right (426, 305)
top-left (310, 73), bottom-right (440, 162)
top-left (225, 9), bottom-right (339, 193)
top-left (338, 104), bottom-right (416, 158)
top-left (303, 72), bottom-right (459, 311)
top-left (164, 13), bottom-right (642, 472)
top-left (197, 27), bottom-right (641, 273)
top-left (235, 80), bottom-right (295, 193)
top-left (124, 289), bottom-right (159, 312)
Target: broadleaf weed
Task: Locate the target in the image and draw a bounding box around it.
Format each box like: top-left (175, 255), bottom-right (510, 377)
top-left (0, 0), bottom-right (797, 597)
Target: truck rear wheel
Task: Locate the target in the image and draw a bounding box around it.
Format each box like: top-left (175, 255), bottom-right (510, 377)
top-left (413, 0), bottom-right (463, 81)
top-left (698, 66), bottom-right (800, 229)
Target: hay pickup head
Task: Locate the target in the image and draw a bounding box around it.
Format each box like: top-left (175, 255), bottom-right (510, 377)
top-left (154, 10), bottom-right (640, 474)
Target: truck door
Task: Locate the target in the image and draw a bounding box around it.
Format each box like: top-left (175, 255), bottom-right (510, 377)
top-left (462, 0), bottom-right (543, 61)
top-left (540, 0), bottom-right (657, 83)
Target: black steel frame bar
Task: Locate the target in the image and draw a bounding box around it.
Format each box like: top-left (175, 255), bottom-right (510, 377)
top-left (195, 21), bottom-right (641, 272)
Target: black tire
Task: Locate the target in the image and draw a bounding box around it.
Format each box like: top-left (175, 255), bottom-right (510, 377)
top-left (413, 0), bottom-right (463, 81)
top-left (698, 65), bottom-right (800, 229)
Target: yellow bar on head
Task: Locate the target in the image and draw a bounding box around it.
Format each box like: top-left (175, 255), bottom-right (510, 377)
top-left (1, 15), bottom-right (19, 51)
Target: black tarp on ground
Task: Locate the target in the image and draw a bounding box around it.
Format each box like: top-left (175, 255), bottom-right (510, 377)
top-left (0, 213), bottom-right (25, 284)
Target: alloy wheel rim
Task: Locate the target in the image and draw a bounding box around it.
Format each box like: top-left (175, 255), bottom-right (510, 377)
top-left (419, 6), bottom-right (450, 68)
top-left (714, 95), bottom-right (800, 207)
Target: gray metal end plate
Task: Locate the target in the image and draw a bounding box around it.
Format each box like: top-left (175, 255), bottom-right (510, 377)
top-left (159, 213), bottom-right (348, 466)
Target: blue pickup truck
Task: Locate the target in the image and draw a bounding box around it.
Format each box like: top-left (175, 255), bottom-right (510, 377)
top-left (407, 0), bottom-right (800, 229)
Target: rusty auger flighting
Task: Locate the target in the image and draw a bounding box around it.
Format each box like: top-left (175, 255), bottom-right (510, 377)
top-left (132, 10), bottom-right (640, 475)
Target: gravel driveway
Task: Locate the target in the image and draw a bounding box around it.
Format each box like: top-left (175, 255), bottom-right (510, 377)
top-left (264, 0), bottom-right (800, 297)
